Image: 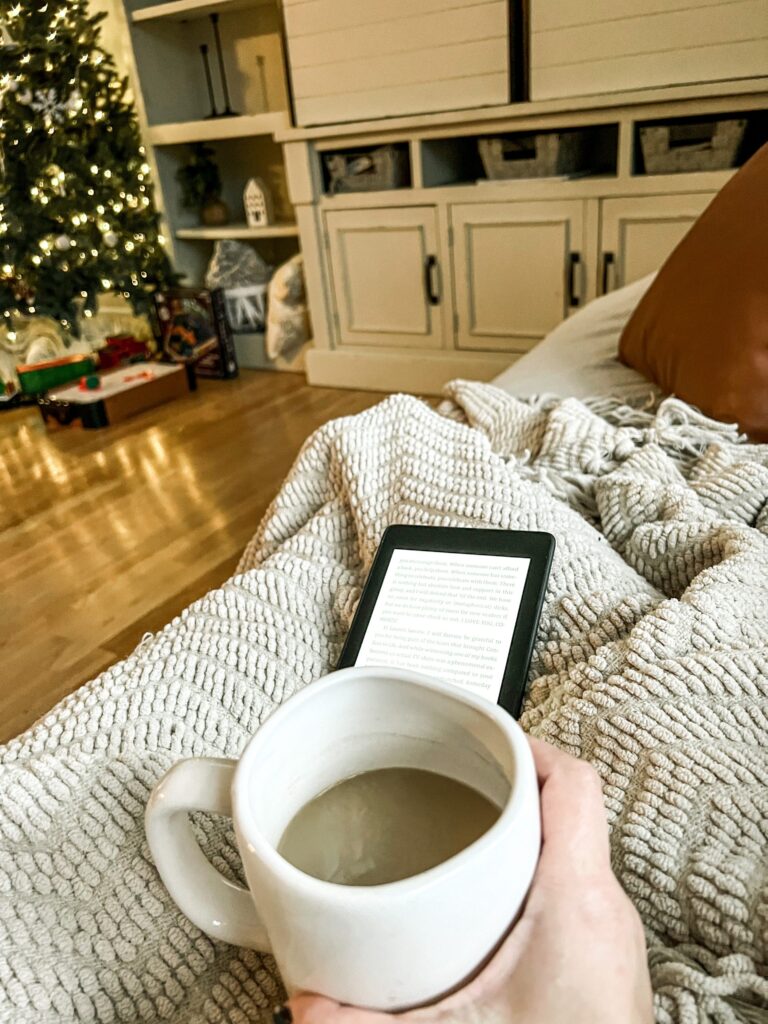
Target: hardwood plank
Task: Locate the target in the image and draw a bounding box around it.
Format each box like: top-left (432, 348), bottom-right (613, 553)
top-left (0, 371), bottom-right (387, 744)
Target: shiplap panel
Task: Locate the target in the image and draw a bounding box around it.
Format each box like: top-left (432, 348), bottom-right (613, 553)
top-left (286, 0), bottom-right (509, 124)
top-left (531, 0), bottom-right (768, 98)
top-left (532, 0), bottom-right (747, 32)
top-left (288, 3), bottom-right (506, 68)
top-left (534, 1), bottom-right (768, 68)
top-left (283, 0), bottom-right (476, 37)
top-left (293, 39), bottom-right (506, 99)
top-left (534, 40), bottom-right (768, 100)
top-left (296, 73), bottom-right (507, 126)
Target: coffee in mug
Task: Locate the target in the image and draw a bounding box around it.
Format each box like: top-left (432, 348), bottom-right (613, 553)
top-left (278, 767), bottom-right (501, 886)
top-left (145, 668), bottom-right (541, 1011)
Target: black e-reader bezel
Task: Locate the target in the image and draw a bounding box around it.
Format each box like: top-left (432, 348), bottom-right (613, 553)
top-left (337, 525), bottom-right (555, 718)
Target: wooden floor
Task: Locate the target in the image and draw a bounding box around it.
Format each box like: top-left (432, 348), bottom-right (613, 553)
top-left (0, 371), bottom-right (387, 743)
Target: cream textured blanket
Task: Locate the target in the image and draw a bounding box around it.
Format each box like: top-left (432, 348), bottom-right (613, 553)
top-left (1, 384), bottom-right (767, 1024)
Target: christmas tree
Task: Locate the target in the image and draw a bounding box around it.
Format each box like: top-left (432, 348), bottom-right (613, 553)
top-left (0, 0), bottom-right (177, 334)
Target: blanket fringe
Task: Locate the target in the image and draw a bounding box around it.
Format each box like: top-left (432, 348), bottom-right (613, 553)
top-left (565, 393), bottom-right (744, 460)
top-left (442, 384), bottom-right (748, 524)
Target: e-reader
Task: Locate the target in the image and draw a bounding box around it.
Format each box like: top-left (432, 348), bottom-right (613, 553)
top-left (337, 526), bottom-right (555, 718)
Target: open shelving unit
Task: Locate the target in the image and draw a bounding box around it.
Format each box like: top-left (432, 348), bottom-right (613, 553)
top-left (146, 111), bottom-right (289, 147)
top-left (131, 0), bottom-right (270, 24)
top-left (121, 0), bottom-right (303, 370)
top-left (297, 88), bottom-right (768, 198)
top-left (176, 222), bottom-right (299, 240)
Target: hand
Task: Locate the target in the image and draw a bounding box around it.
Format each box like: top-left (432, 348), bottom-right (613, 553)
top-left (288, 738), bottom-right (653, 1024)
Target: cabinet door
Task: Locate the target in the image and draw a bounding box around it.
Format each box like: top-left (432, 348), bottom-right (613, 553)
top-left (285, 1), bottom-right (509, 126)
top-left (325, 207), bottom-right (445, 350)
top-left (451, 201), bottom-right (587, 353)
top-left (599, 193), bottom-right (715, 292)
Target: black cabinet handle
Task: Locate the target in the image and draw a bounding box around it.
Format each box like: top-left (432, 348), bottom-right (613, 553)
top-left (424, 254), bottom-right (440, 305)
top-left (567, 252), bottom-right (582, 307)
top-left (600, 251), bottom-right (616, 295)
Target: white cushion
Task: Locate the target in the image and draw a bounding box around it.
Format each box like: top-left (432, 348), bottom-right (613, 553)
top-left (493, 275), bottom-right (657, 399)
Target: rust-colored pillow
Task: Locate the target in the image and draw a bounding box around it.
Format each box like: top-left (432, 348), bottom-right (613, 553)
top-left (619, 144), bottom-right (768, 441)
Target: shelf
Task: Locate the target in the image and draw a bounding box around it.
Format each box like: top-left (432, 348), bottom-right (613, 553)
top-left (418, 125), bottom-right (618, 188)
top-left (316, 171), bottom-right (736, 209)
top-left (275, 77), bottom-right (768, 143)
top-left (132, 0), bottom-right (271, 23)
top-left (147, 112), bottom-right (289, 146)
top-left (176, 222), bottom-right (299, 239)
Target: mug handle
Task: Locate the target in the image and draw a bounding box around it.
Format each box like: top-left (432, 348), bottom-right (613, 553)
top-left (145, 757), bottom-right (271, 950)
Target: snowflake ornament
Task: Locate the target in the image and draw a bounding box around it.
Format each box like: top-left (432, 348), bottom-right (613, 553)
top-left (27, 88), bottom-right (80, 125)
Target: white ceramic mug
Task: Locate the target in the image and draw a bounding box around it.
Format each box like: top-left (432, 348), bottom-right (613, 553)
top-left (145, 667), bottom-right (541, 1011)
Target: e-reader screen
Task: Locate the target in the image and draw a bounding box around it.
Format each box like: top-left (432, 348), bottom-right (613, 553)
top-left (338, 526), bottom-right (555, 718)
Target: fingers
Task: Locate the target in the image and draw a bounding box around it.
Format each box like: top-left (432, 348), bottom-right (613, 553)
top-left (527, 737), bottom-right (611, 878)
top-left (288, 994), bottom-right (390, 1024)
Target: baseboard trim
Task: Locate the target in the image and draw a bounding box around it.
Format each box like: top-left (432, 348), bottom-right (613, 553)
top-left (305, 347), bottom-right (516, 395)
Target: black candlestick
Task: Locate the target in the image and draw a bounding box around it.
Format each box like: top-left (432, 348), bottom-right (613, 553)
top-left (210, 13), bottom-right (238, 117)
top-left (200, 44), bottom-right (218, 119)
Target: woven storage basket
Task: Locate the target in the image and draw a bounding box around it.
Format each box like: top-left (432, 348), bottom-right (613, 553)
top-left (324, 145), bottom-right (408, 193)
top-left (639, 119), bottom-right (746, 174)
top-left (479, 132), bottom-right (587, 179)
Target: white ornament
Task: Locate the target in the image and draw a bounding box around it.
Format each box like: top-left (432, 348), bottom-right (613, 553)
top-left (28, 87), bottom-right (76, 124)
top-left (103, 231), bottom-right (118, 248)
top-left (243, 177), bottom-right (272, 228)
top-left (54, 234), bottom-right (71, 251)
top-left (17, 88), bottom-right (31, 104)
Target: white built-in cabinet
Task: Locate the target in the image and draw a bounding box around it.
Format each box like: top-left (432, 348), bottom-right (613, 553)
top-left (325, 208), bottom-right (445, 349)
top-left (322, 193), bottom-right (714, 361)
top-left (279, 78), bottom-right (768, 394)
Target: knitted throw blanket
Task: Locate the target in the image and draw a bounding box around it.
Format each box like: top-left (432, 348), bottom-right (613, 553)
top-left (2, 384), bottom-right (767, 1024)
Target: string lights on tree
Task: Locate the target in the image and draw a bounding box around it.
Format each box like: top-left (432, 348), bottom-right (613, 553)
top-left (0, 0), bottom-right (177, 333)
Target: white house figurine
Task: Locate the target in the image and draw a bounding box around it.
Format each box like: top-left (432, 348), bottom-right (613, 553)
top-left (243, 177), bottom-right (273, 228)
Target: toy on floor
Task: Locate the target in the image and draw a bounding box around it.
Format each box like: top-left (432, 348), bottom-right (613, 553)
top-left (39, 361), bottom-right (195, 429)
top-left (97, 335), bottom-right (153, 370)
top-left (16, 354), bottom-right (97, 395)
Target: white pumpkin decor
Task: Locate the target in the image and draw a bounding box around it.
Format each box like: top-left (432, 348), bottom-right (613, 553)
top-left (243, 176), bottom-right (273, 228)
